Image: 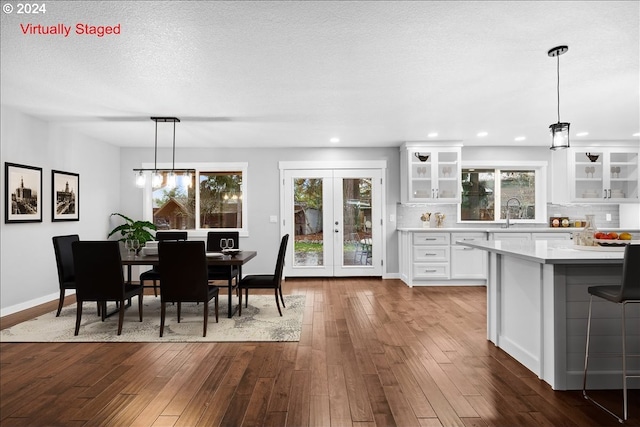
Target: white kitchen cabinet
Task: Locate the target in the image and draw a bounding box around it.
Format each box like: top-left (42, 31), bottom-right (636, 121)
top-left (568, 146), bottom-right (639, 203)
top-left (532, 232), bottom-right (572, 241)
top-left (400, 143), bottom-right (462, 203)
top-left (451, 232), bottom-right (487, 279)
top-left (412, 232), bottom-right (450, 279)
top-left (490, 232), bottom-right (531, 241)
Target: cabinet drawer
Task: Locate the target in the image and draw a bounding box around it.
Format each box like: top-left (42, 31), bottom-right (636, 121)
top-left (413, 246), bottom-right (449, 262)
top-left (413, 263), bottom-right (450, 279)
top-left (452, 232), bottom-right (486, 245)
top-left (413, 233), bottom-right (450, 245)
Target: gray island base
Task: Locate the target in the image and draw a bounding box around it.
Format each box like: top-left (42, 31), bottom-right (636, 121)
top-left (457, 239), bottom-right (639, 391)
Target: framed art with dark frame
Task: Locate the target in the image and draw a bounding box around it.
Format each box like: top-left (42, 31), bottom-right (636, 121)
top-left (52, 169), bottom-right (79, 222)
top-left (4, 162), bottom-right (43, 223)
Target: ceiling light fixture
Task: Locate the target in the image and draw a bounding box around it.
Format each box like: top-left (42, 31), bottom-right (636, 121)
top-left (427, 132), bottom-right (438, 138)
top-left (548, 45), bottom-right (570, 150)
top-left (576, 132), bottom-right (589, 137)
top-left (633, 132), bottom-right (640, 137)
top-left (330, 137), bottom-right (340, 143)
top-left (515, 136), bottom-right (526, 142)
top-left (477, 131), bottom-right (488, 137)
top-left (133, 117), bottom-right (192, 188)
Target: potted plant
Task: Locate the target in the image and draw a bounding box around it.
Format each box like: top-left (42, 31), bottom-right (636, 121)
top-left (108, 213), bottom-right (157, 247)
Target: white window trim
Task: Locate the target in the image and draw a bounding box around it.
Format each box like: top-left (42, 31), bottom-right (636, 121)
top-left (142, 162), bottom-right (249, 237)
top-left (458, 161), bottom-right (548, 225)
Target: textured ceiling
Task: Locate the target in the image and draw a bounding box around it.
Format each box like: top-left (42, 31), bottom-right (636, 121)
top-left (1, 1), bottom-right (638, 149)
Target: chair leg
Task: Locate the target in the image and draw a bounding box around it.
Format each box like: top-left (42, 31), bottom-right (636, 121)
top-left (153, 279), bottom-right (158, 297)
top-left (238, 288), bottom-right (243, 316)
top-left (279, 284), bottom-right (286, 308)
top-left (74, 301), bottom-right (83, 335)
top-left (203, 301), bottom-right (208, 337)
top-left (582, 296), bottom-right (627, 423)
top-left (160, 301), bottom-right (166, 337)
top-left (274, 288), bottom-right (282, 316)
top-left (138, 293), bottom-right (143, 322)
top-left (215, 295), bottom-right (219, 323)
top-left (245, 289), bottom-right (249, 307)
top-left (177, 302), bottom-right (181, 322)
top-left (117, 300), bottom-right (125, 335)
top-left (56, 289), bottom-right (65, 317)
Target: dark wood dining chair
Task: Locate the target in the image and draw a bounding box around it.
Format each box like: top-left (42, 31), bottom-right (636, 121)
top-left (238, 234), bottom-right (289, 316)
top-left (206, 231), bottom-right (240, 289)
top-left (72, 241), bottom-right (143, 336)
top-left (158, 240), bottom-right (219, 337)
top-left (52, 234), bottom-right (80, 317)
top-left (140, 231), bottom-right (188, 296)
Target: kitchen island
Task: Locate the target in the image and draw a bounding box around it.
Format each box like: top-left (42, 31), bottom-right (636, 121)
top-left (456, 239), bottom-right (639, 391)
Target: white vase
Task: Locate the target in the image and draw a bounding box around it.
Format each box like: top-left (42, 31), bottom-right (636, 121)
top-left (422, 221), bottom-right (430, 228)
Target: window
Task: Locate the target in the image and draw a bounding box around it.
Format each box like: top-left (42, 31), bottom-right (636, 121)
top-left (144, 163), bottom-right (247, 233)
top-left (459, 162), bottom-right (547, 223)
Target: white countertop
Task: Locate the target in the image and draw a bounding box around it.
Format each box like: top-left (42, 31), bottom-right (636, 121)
top-left (456, 239), bottom-right (628, 264)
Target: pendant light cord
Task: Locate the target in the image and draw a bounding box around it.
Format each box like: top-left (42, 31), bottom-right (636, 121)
top-left (556, 54), bottom-right (561, 123)
top-left (172, 120), bottom-right (176, 171)
top-left (154, 119), bottom-right (158, 172)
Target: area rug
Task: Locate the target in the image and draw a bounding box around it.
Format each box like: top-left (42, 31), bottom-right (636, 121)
top-left (0, 294), bottom-right (305, 343)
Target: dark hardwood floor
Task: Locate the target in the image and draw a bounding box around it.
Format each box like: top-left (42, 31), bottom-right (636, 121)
top-left (1, 278), bottom-right (638, 426)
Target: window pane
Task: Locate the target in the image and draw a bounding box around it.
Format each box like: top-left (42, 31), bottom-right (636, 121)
top-left (500, 170), bottom-right (535, 220)
top-left (461, 169), bottom-right (495, 221)
top-left (152, 172), bottom-right (196, 230)
top-left (293, 178), bottom-right (324, 266)
top-left (199, 171), bottom-right (243, 228)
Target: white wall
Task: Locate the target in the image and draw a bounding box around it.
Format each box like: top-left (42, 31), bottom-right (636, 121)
top-left (119, 146), bottom-right (401, 276)
top-left (1, 107), bottom-right (121, 315)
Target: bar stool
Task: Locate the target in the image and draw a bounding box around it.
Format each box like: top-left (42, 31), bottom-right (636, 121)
top-left (582, 244), bottom-right (640, 423)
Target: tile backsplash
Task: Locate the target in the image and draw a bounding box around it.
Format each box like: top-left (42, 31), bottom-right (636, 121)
top-left (396, 203), bottom-right (620, 229)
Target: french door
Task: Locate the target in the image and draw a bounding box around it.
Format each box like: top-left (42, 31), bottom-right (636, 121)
top-left (281, 167), bottom-right (383, 277)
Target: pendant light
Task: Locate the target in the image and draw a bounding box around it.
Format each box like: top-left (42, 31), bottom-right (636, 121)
top-left (548, 45), bottom-right (570, 150)
top-left (133, 117), bottom-right (191, 188)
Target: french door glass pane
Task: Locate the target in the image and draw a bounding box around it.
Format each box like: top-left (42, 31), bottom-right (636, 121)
top-left (293, 178), bottom-right (324, 266)
top-left (342, 178), bottom-right (372, 266)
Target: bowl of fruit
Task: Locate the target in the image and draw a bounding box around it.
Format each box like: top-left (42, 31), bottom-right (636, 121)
top-left (594, 231), bottom-right (634, 247)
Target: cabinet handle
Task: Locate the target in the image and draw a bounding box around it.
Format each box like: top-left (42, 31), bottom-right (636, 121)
top-left (424, 253), bottom-right (437, 256)
top-left (424, 269), bottom-right (437, 273)
top-left (608, 189), bottom-right (612, 198)
top-left (461, 247), bottom-right (474, 250)
top-left (424, 238), bottom-right (437, 240)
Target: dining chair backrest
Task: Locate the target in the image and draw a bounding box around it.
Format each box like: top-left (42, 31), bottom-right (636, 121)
top-left (206, 231), bottom-right (239, 251)
top-left (52, 234), bottom-right (79, 285)
top-left (72, 241), bottom-right (125, 301)
top-left (156, 231), bottom-right (188, 242)
top-left (620, 244), bottom-right (640, 301)
top-left (273, 234), bottom-right (289, 282)
top-left (158, 240), bottom-right (209, 301)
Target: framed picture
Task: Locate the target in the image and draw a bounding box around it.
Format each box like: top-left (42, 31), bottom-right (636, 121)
top-left (52, 170), bottom-right (79, 222)
top-left (4, 162), bottom-right (43, 223)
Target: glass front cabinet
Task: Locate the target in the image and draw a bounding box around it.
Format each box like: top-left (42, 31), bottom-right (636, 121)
top-left (400, 143), bottom-right (462, 203)
top-left (568, 146), bottom-right (639, 203)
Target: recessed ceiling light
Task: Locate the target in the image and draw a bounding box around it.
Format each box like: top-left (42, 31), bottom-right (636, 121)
top-left (329, 137), bottom-right (340, 143)
top-left (576, 132), bottom-right (589, 137)
top-left (427, 132), bottom-right (438, 138)
top-left (477, 131), bottom-right (488, 137)
top-left (633, 132), bottom-right (640, 137)
top-left (514, 136), bottom-right (526, 142)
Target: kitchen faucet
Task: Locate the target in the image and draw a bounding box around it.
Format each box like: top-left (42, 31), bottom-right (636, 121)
top-left (504, 197), bottom-right (522, 228)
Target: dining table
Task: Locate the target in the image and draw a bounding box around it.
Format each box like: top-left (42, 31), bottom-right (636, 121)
top-left (121, 250), bottom-right (257, 318)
